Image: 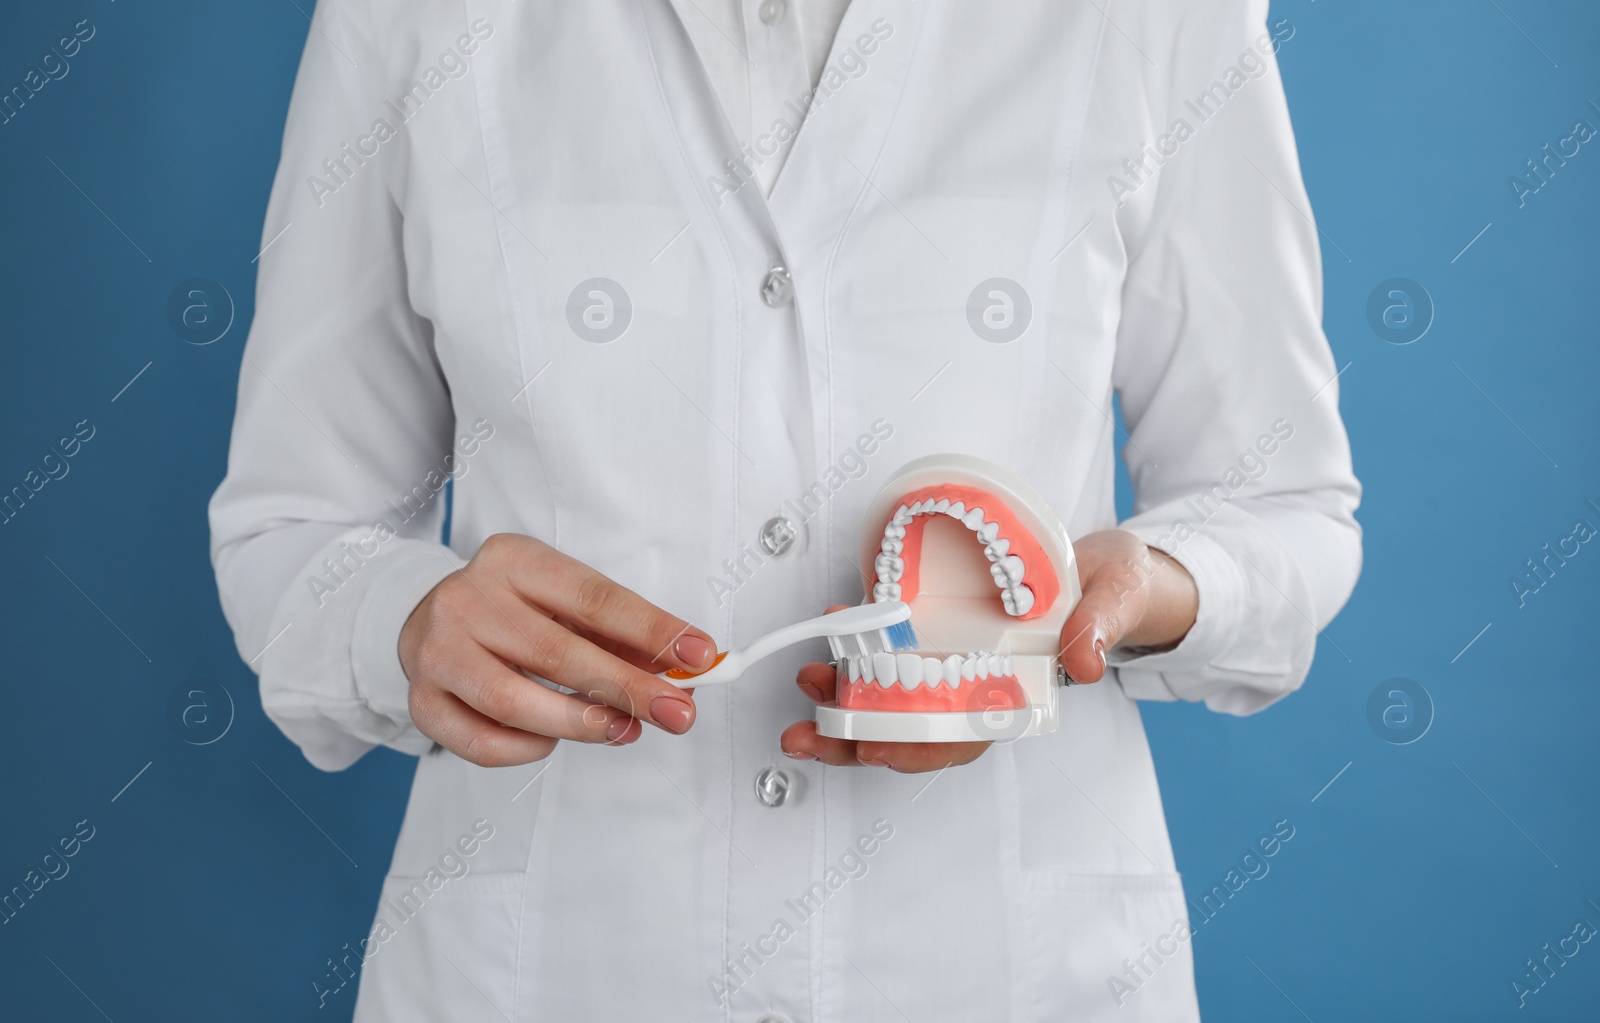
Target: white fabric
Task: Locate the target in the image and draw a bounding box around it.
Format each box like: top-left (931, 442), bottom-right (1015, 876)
top-left (210, 1), bottom-right (1359, 1019)
top-left (678, 0), bottom-right (853, 194)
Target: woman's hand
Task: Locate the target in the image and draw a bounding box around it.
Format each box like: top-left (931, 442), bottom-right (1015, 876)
top-left (779, 529), bottom-right (1198, 773)
top-left (400, 533), bottom-right (718, 767)
top-left (1055, 529), bottom-right (1199, 685)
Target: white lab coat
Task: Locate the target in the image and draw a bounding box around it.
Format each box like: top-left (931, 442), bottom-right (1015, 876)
top-left (210, 1), bottom-right (1360, 1019)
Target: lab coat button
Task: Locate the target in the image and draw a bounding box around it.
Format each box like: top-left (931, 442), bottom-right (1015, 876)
top-left (754, 767), bottom-right (791, 808)
top-left (757, 0), bottom-right (787, 26)
top-left (760, 266), bottom-right (794, 307)
top-left (758, 516), bottom-right (798, 557)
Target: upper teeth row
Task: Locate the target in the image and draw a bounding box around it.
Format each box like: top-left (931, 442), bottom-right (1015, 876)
top-left (872, 498), bottom-right (1036, 615)
top-left (844, 651), bottom-right (1016, 688)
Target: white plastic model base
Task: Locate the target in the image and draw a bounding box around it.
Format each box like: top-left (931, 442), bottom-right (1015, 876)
top-left (816, 454), bottom-right (1080, 744)
top-left (813, 684), bottom-right (1057, 742)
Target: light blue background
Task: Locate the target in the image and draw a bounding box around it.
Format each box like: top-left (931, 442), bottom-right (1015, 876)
top-left (1, 1), bottom-right (1596, 1018)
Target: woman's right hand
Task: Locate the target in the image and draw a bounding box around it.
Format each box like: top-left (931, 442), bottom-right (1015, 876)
top-left (399, 533), bottom-right (718, 767)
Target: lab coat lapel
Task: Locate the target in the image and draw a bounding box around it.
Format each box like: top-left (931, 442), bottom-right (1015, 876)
top-left (641, 0), bottom-right (782, 257)
top-left (764, 0), bottom-right (931, 257)
top-left (642, 0), bottom-right (931, 266)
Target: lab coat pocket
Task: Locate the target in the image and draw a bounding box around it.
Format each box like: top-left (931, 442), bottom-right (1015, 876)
top-left (353, 870), bottom-right (525, 1023)
top-left (1018, 870), bottom-right (1198, 1023)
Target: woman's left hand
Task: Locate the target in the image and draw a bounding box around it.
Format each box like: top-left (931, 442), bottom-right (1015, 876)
top-left (779, 529), bottom-right (1199, 773)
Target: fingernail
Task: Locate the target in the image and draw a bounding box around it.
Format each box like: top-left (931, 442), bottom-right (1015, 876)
top-left (650, 696), bottom-right (695, 734)
top-left (784, 750), bottom-right (817, 761)
top-left (857, 755), bottom-right (887, 768)
top-left (605, 716), bottom-right (636, 744)
top-left (674, 634), bottom-right (717, 670)
top-left (1094, 636), bottom-right (1108, 669)
top-left (798, 683), bottom-right (824, 702)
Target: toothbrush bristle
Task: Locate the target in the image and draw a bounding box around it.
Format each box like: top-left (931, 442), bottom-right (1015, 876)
top-left (883, 619), bottom-right (919, 651)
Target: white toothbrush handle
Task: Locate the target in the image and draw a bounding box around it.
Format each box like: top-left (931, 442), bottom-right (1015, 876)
top-left (667, 609), bottom-right (875, 687)
top-left (670, 655), bottom-right (744, 687)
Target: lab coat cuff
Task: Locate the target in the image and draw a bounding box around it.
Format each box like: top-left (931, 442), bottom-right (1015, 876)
top-left (1101, 499), bottom-right (1316, 715)
top-left (1105, 514), bottom-right (1244, 702)
top-left (350, 540), bottom-right (466, 756)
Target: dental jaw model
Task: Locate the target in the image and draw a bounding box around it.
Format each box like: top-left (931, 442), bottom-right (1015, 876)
top-left (815, 454), bottom-right (1080, 743)
top-left (661, 455), bottom-right (1078, 742)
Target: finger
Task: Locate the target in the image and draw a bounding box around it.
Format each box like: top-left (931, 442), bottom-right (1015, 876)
top-left (790, 605), bottom-right (849, 700)
top-left (1058, 559), bottom-right (1151, 685)
top-left (553, 616), bottom-right (675, 673)
top-left (410, 686), bottom-right (559, 767)
top-left (796, 662), bottom-right (836, 703)
top-left (470, 609), bottom-right (698, 734)
top-left (856, 739), bottom-right (991, 774)
top-left (487, 536), bottom-right (718, 672)
top-left (442, 644), bottom-right (644, 745)
top-left (779, 720), bottom-right (861, 766)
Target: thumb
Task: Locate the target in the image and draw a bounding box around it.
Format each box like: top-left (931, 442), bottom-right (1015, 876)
top-left (1057, 558), bottom-right (1151, 684)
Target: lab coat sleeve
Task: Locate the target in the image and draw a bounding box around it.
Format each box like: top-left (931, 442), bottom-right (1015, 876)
top-left (1106, 1), bottom-right (1362, 715)
top-left (208, 0), bottom-right (462, 770)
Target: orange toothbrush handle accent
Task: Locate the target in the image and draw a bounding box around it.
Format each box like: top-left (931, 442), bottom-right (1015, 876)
top-left (665, 651), bottom-right (727, 680)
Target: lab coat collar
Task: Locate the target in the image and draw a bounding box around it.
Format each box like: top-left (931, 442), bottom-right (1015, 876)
top-left (645, 0), bottom-right (929, 261)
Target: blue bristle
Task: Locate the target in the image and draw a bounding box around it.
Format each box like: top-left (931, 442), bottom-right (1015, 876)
top-left (883, 618), bottom-right (919, 651)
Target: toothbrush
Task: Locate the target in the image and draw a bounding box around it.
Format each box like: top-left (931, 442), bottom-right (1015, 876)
top-left (664, 601), bottom-right (917, 687)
